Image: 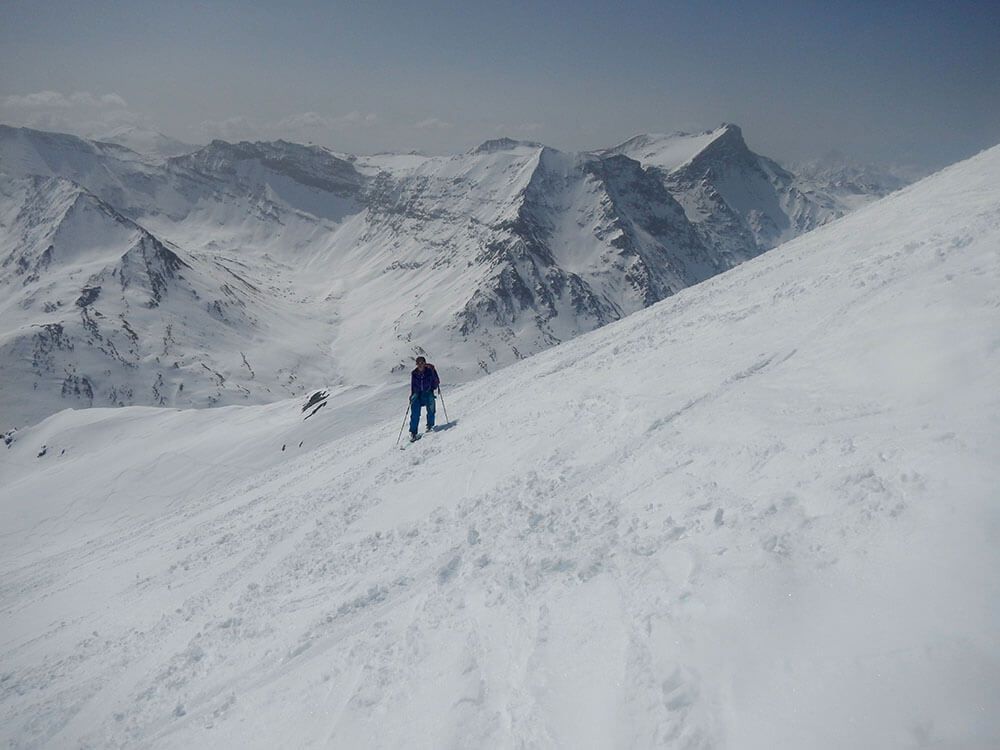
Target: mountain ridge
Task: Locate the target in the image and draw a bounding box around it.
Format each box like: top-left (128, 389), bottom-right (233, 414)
top-left (0, 122), bottom-right (911, 428)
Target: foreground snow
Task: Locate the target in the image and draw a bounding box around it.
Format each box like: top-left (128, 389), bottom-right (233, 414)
top-left (2, 146), bottom-right (999, 748)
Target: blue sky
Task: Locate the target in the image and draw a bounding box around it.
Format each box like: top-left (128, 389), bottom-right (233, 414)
top-left (1, 0), bottom-right (998, 167)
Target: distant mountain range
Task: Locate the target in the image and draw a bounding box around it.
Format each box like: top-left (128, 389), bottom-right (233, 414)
top-left (97, 125), bottom-right (198, 160)
top-left (0, 123), bottom-right (910, 428)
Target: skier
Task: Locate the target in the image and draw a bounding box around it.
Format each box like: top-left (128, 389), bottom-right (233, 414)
top-left (409, 356), bottom-right (440, 440)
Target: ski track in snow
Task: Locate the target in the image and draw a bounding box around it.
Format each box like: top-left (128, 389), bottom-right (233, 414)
top-left (1, 147), bottom-right (999, 748)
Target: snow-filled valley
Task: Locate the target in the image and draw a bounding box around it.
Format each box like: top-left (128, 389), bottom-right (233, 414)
top-left (2, 139), bottom-right (998, 749)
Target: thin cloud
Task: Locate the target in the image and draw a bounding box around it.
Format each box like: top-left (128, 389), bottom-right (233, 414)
top-left (414, 117), bottom-right (454, 130)
top-left (198, 116), bottom-right (258, 142)
top-left (276, 110), bottom-right (376, 130)
top-left (200, 111), bottom-right (378, 142)
top-left (336, 111), bottom-right (377, 125)
top-left (492, 122), bottom-right (544, 134)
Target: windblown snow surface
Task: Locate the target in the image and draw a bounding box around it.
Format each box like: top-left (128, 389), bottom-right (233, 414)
top-left (2, 145), bottom-right (999, 748)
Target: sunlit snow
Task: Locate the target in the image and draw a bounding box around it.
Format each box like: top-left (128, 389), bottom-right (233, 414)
top-left (2, 145), bottom-right (998, 748)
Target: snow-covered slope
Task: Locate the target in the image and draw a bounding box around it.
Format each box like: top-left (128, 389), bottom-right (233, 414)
top-left (0, 125), bottom-right (171, 211)
top-left (2, 145), bottom-right (997, 748)
top-left (332, 140), bottom-right (718, 381)
top-left (608, 124), bottom-right (905, 258)
top-left (605, 128), bottom-right (731, 172)
top-left (0, 173), bottom-right (338, 429)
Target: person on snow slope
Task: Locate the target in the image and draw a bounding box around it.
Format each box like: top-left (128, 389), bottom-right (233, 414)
top-left (409, 356), bottom-right (439, 440)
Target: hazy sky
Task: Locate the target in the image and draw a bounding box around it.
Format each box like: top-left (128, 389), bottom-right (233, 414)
top-left (2, 0), bottom-right (998, 169)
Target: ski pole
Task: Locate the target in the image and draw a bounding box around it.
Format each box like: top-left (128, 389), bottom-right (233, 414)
top-left (437, 387), bottom-right (449, 424)
top-left (395, 399), bottom-right (411, 446)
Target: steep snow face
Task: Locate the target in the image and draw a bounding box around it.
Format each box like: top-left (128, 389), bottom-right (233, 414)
top-left (2, 145), bottom-right (997, 749)
top-left (605, 126), bottom-right (732, 171)
top-left (323, 141), bottom-right (726, 383)
top-left (612, 124), bottom-right (906, 258)
top-left (170, 139), bottom-right (367, 222)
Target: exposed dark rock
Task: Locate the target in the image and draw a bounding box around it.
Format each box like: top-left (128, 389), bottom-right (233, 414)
top-left (301, 390), bottom-right (329, 413)
top-left (75, 286), bottom-right (101, 307)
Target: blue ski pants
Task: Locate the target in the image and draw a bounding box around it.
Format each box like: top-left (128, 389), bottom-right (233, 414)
top-left (410, 391), bottom-right (436, 434)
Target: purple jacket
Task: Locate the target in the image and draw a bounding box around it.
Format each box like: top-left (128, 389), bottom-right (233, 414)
top-left (411, 364), bottom-right (440, 395)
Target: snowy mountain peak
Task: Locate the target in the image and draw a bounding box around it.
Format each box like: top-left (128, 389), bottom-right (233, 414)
top-left (0, 175), bottom-right (135, 283)
top-left (114, 232), bottom-right (191, 307)
top-left (96, 125), bottom-right (197, 160)
top-left (605, 124), bottom-right (737, 173)
top-left (471, 137), bottom-right (544, 154)
top-left (678, 122), bottom-right (763, 172)
top-left (609, 121), bottom-right (910, 256)
top-left (0, 124), bottom-right (142, 177)
top-left (174, 139), bottom-right (365, 193)
top-left (1, 123), bottom-right (98, 156)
